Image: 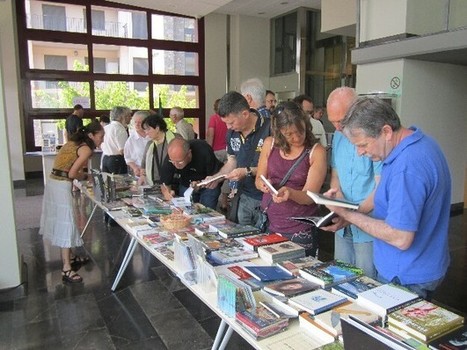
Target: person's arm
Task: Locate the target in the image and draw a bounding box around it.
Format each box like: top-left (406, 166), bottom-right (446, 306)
top-left (358, 175), bottom-right (380, 214)
top-left (206, 127), bottom-right (215, 147)
top-left (68, 145), bottom-right (93, 180)
top-left (203, 155), bottom-right (237, 189)
top-left (275, 144), bottom-right (327, 205)
top-left (255, 136), bottom-right (273, 193)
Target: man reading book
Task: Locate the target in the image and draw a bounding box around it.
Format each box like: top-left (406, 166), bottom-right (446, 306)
top-left (321, 96), bottom-right (451, 301)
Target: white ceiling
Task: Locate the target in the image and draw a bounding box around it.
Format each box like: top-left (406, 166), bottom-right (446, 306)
top-left (107, 0), bottom-right (321, 19)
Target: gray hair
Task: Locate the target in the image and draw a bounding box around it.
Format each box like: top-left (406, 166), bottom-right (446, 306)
top-left (240, 78), bottom-right (266, 106)
top-left (110, 106), bottom-right (131, 122)
top-left (170, 106), bottom-right (184, 119)
top-left (132, 110), bottom-right (150, 122)
top-left (342, 97), bottom-right (401, 138)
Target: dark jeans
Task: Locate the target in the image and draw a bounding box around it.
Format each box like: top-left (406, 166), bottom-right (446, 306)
top-left (102, 155), bottom-right (127, 174)
top-left (179, 185), bottom-right (221, 210)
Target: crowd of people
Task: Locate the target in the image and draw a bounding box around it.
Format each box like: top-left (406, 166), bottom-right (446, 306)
top-left (40, 79), bottom-right (452, 303)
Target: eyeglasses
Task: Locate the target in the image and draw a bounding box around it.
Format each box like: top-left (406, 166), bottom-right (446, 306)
top-left (169, 151), bottom-right (190, 165)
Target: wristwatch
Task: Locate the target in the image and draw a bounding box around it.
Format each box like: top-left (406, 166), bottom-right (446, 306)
top-left (246, 167), bottom-right (252, 177)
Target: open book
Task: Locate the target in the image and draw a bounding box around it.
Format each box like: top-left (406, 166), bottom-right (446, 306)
top-left (196, 174), bottom-right (226, 187)
top-left (306, 191), bottom-right (359, 210)
top-left (289, 211), bottom-right (337, 228)
top-left (260, 175), bottom-right (279, 195)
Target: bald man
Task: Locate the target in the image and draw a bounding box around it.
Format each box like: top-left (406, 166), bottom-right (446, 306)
top-left (161, 138), bottom-right (222, 209)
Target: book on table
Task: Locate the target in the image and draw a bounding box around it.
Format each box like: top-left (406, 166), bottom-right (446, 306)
top-left (208, 245), bottom-right (259, 265)
top-left (387, 299), bottom-right (465, 343)
top-left (428, 323), bottom-right (467, 350)
top-left (182, 203), bottom-right (225, 224)
top-left (356, 283), bottom-right (421, 318)
top-left (209, 221), bottom-right (260, 238)
top-left (298, 259), bottom-right (364, 288)
top-left (263, 277), bottom-right (320, 298)
top-left (289, 211), bottom-right (338, 228)
top-left (235, 233), bottom-right (289, 251)
top-left (299, 312), bottom-right (339, 344)
top-left (277, 256), bottom-right (322, 276)
top-left (240, 265), bottom-right (294, 282)
top-left (331, 275), bottom-right (382, 300)
top-left (235, 306), bottom-right (289, 340)
top-left (306, 191), bottom-right (359, 210)
top-left (257, 241), bottom-right (306, 264)
top-left (288, 288), bottom-right (348, 316)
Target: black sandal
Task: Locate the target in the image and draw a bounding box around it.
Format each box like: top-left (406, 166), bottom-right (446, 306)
top-left (62, 270), bottom-right (83, 283)
top-left (70, 255), bottom-right (90, 265)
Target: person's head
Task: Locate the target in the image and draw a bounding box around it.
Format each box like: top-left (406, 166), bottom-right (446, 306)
top-left (265, 90), bottom-right (277, 112)
top-left (99, 115), bottom-right (110, 127)
top-left (169, 106), bottom-right (184, 124)
top-left (213, 98), bottom-right (221, 114)
top-left (167, 138), bottom-right (192, 169)
top-left (73, 104), bottom-right (84, 118)
top-left (142, 114), bottom-right (168, 142)
top-left (327, 87), bottom-right (357, 131)
top-left (218, 91), bottom-right (253, 133)
top-left (342, 96), bottom-right (402, 161)
top-left (293, 94), bottom-right (314, 119)
top-left (110, 106), bottom-right (132, 127)
top-left (313, 106), bottom-right (324, 120)
top-left (272, 101), bottom-right (317, 153)
top-left (131, 110), bottom-right (150, 134)
top-left (69, 120), bottom-right (104, 149)
top-left (240, 78), bottom-right (266, 109)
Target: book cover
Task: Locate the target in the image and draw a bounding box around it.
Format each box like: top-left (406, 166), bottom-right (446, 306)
top-left (241, 265), bottom-right (294, 282)
top-left (332, 275), bottom-right (382, 300)
top-left (236, 306), bottom-right (289, 339)
top-left (288, 288), bottom-right (348, 315)
top-left (306, 191), bottom-right (359, 210)
top-left (289, 211), bottom-right (338, 228)
top-left (263, 277), bottom-right (320, 297)
top-left (278, 256), bottom-right (322, 276)
top-left (299, 312), bottom-right (338, 343)
top-left (428, 324), bottom-right (467, 349)
top-left (356, 283), bottom-right (421, 318)
top-left (236, 233), bottom-right (289, 251)
top-left (259, 300), bottom-right (299, 319)
top-left (208, 246), bottom-right (258, 265)
top-left (209, 221), bottom-right (260, 238)
top-left (298, 260), bottom-right (364, 288)
top-left (140, 231), bottom-right (174, 247)
top-left (258, 241), bottom-right (306, 263)
top-left (388, 300), bottom-right (464, 342)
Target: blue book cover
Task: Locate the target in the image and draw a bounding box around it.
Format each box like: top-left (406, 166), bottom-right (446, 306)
top-left (241, 265), bottom-right (294, 282)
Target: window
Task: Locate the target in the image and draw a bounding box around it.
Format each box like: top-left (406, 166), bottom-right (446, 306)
top-left (272, 12), bottom-right (297, 74)
top-left (18, 0), bottom-right (204, 151)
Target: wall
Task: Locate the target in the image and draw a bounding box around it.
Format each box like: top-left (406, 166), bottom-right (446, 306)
top-left (0, 2), bottom-right (22, 288)
top-left (321, 0), bottom-right (356, 36)
top-left (356, 59), bottom-right (467, 204)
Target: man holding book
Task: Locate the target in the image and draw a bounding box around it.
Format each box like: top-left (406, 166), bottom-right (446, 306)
top-left (322, 97), bottom-right (451, 300)
top-left (320, 87), bottom-right (382, 278)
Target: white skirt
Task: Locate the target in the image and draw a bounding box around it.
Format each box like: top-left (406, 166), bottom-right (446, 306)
top-left (39, 178), bottom-right (83, 248)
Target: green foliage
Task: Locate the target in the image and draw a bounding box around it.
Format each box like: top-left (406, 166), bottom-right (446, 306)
top-left (95, 82), bottom-right (149, 110)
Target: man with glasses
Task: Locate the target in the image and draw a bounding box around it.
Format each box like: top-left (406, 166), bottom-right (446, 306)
top-left (265, 90), bottom-right (277, 113)
top-left (293, 94), bottom-right (327, 148)
top-left (160, 138), bottom-right (222, 209)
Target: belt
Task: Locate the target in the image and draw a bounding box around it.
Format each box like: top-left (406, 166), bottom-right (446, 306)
top-left (51, 169), bottom-right (69, 178)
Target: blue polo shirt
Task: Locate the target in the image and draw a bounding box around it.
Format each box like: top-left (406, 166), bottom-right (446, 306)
top-left (373, 126), bottom-right (451, 285)
top-left (227, 112), bottom-right (271, 200)
top-left (331, 131), bottom-right (382, 243)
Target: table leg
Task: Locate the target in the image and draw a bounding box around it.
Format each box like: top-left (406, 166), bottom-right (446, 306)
top-left (111, 237), bottom-right (138, 292)
top-left (80, 203), bottom-right (98, 238)
top-left (211, 319), bottom-right (227, 350)
top-left (218, 325), bottom-right (233, 350)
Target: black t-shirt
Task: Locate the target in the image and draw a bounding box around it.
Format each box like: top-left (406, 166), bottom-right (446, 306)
top-left (161, 139), bottom-right (222, 188)
top-left (65, 114), bottom-right (83, 135)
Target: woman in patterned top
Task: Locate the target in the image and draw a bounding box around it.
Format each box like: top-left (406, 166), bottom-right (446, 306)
top-left (40, 121), bottom-right (104, 283)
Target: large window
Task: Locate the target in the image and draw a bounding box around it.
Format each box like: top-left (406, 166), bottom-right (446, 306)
top-left (272, 12), bottom-right (297, 75)
top-left (18, 0), bottom-right (205, 151)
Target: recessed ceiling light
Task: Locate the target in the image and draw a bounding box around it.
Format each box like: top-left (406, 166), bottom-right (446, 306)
top-left (258, 12), bottom-right (265, 15)
top-left (280, 1), bottom-right (289, 4)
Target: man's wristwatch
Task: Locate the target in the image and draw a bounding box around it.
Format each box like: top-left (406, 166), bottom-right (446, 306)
top-left (246, 166), bottom-right (252, 177)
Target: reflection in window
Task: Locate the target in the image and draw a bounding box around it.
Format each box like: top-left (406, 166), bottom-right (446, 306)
top-left (28, 41), bottom-right (88, 71)
top-left (27, 1), bottom-right (86, 33)
top-left (133, 58), bottom-right (149, 91)
top-left (94, 81), bottom-right (149, 110)
top-left (91, 5), bottom-right (147, 39)
top-left (93, 44), bottom-right (147, 75)
top-left (154, 84), bottom-right (198, 108)
top-left (33, 119), bottom-right (66, 147)
top-left (273, 12), bottom-right (297, 74)
top-left (30, 80), bottom-right (90, 109)
top-left (152, 50), bottom-right (198, 76)
top-left (152, 14), bottom-right (197, 42)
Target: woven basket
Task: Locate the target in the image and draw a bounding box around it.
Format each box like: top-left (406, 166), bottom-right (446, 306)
top-left (160, 213), bottom-right (191, 230)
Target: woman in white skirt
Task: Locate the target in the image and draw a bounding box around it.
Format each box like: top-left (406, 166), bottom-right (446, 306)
top-left (40, 121), bottom-right (104, 283)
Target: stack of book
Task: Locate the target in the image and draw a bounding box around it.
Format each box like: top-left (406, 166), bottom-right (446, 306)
top-left (288, 288), bottom-right (348, 316)
top-left (298, 260), bottom-right (364, 289)
top-left (263, 277), bottom-right (320, 298)
top-left (356, 283), bottom-right (421, 319)
top-left (125, 219), bottom-right (156, 236)
top-left (140, 231), bottom-right (174, 248)
top-left (235, 233), bottom-right (289, 251)
top-left (331, 275), bottom-right (382, 301)
top-left (217, 274), bottom-right (255, 318)
top-left (428, 324), bottom-right (467, 349)
top-left (241, 265), bottom-right (294, 282)
top-left (277, 256), bottom-right (322, 276)
top-left (142, 202), bottom-right (172, 215)
top-left (258, 241), bottom-right (306, 264)
top-left (209, 221), bottom-right (260, 239)
top-left (208, 245), bottom-right (258, 265)
top-left (235, 306), bottom-right (289, 339)
top-left (182, 203), bottom-right (226, 224)
top-left (387, 300), bottom-right (464, 344)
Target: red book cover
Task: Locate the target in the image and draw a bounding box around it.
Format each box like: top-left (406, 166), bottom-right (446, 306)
top-left (228, 265), bottom-right (253, 280)
top-left (243, 233), bottom-right (288, 247)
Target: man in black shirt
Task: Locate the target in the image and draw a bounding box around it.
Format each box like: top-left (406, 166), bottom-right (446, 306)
top-left (161, 138), bottom-right (222, 209)
top-left (65, 104), bottom-right (84, 141)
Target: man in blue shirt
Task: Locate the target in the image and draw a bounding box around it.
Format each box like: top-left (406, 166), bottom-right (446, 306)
top-left (321, 87), bottom-right (381, 278)
top-left (203, 91), bottom-right (271, 227)
top-left (323, 96), bottom-right (451, 300)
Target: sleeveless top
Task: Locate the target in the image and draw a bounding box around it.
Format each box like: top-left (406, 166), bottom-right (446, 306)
top-left (50, 142), bottom-right (83, 181)
top-left (261, 145), bottom-right (318, 234)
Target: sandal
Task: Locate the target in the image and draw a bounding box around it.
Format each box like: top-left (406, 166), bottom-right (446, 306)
top-left (70, 255), bottom-right (90, 265)
top-left (62, 270), bottom-right (83, 283)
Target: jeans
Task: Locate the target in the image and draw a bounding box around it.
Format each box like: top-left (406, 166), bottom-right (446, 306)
top-left (102, 155), bottom-right (128, 174)
top-left (178, 185), bottom-right (220, 210)
top-left (237, 193), bottom-right (262, 228)
top-left (334, 229), bottom-right (376, 278)
top-left (376, 275), bottom-right (444, 301)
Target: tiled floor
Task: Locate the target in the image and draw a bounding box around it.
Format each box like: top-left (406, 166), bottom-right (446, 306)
top-left (1, 178), bottom-right (466, 349)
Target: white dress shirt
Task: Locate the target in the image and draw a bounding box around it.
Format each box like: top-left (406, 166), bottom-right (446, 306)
top-left (124, 130), bottom-right (151, 167)
top-left (101, 121), bottom-right (128, 155)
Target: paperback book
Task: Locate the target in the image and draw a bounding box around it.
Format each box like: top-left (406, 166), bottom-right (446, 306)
top-left (258, 241), bottom-right (306, 264)
top-left (183, 203), bottom-right (226, 224)
top-left (356, 283), bottom-right (421, 318)
top-left (263, 277), bottom-right (320, 298)
top-left (241, 265), bottom-right (294, 282)
top-left (298, 260), bottom-right (364, 288)
top-left (331, 275), bottom-right (382, 300)
top-left (428, 324), bottom-right (467, 350)
top-left (208, 245), bottom-right (259, 265)
top-left (278, 256), bottom-right (322, 276)
top-left (235, 306), bottom-right (289, 340)
top-left (388, 300), bottom-right (465, 342)
top-left (235, 233), bottom-right (289, 251)
top-left (289, 211), bottom-right (338, 228)
top-left (299, 312), bottom-right (339, 344)
top-left (288, 288), bottom-right (348, 316)
top-left (140, 231), bottom-right (174, 248)
top-left (306, 191), bottom-right (359, 210)
top-left (209, 221), bottom-right (260, 238)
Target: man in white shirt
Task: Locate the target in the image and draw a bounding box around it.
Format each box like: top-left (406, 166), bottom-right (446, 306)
top-left (169, 106), bottom-right (195, 140)
top-left (124, 110), bottom-right (151, 177)
top-left (101, 106), bottom-right (131, 174)
top-left (293, 94), bottom-right (328, 148)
